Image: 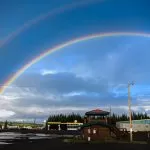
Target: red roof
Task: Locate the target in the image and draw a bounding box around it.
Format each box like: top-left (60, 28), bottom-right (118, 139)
top-left (92, 109), bottom-right (103, 113)
top-left (85, 109), bottom-right (109, 116)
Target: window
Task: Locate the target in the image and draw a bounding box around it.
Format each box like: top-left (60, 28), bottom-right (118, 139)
top-left (93, 129), bottom-right (96, 134)
top-left (88, 128), bottom-right (91, 134)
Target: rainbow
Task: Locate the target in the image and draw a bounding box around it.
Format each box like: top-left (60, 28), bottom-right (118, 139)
top-left (0, 0), bottom-right (102, 48)
top-left (1, 31), bottom-right (150, 94)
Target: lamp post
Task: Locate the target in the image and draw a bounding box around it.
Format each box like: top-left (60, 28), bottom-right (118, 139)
top-left (128, 81), bottom-right (134, 143)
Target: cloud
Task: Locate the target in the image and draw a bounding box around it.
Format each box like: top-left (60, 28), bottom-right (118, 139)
top-left (1, 70), bottom-right (150, 121)
top-left (14, 72), bottom-right (109, 95)
top-left (137, 97), bottom-right (150, 106)
top-left (40, 69), bottom-right (58, 75)
top-left (0, 110), bottom-right (15, 118)
top-left (1, 36), bottom-right (150, 121)
top-left (63, 91), bottom-right (86, 97)
top-left (1, 75), bottom-right (150, 122)
top-left (1, 86), bottom-right (150, 121)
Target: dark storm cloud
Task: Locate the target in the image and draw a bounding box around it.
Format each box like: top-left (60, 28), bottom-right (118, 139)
top-left (12, 92), bottom-right (128, 108)
top-left (14, 72), bottom-right (109, 94)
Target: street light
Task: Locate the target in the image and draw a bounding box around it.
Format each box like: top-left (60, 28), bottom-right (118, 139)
top-left (128, 81), bottom-right (134, 143)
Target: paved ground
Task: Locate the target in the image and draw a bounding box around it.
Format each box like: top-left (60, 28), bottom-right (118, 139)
top-left (0, 138), bottom-right (150, 150)
top-left (0, 131), bottom-right (149, 150)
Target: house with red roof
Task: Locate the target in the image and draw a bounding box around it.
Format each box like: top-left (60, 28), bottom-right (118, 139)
top-left (81, 108), bottom-right (122, 141)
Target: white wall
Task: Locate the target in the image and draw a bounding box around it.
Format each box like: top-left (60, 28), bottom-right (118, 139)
top-left (116, 122), bottom-right (150, 132)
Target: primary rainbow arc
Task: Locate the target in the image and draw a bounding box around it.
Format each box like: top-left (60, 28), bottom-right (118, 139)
top-left (1, 31), bottom-right (150, 94)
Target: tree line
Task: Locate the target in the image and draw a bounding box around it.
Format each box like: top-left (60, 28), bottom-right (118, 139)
top-left (47, 112), bottom-right (150, 123)
top-left (109, 112), bottom-right (150, 124)
top-left (47, 113), bottom-right (83, 123)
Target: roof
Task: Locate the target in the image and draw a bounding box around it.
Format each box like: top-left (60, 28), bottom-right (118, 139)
top-left (85, 109), bottom-right (109, 116)
top-left (47, 122), bottom-right (83, 125)
top-left (80, 122), bottom-right (112, 129)
top-left (117, 119), bottom-right (150, 124)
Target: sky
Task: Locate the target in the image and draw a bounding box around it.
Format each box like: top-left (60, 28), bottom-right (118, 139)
top-left (0, 0), bottom-right (150, 122)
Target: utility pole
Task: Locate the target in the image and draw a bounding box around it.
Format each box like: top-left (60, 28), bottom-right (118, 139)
top-left (109, 106), bottom-right (112, 124)
top-left (110, 106), bottom-right (111, 117)
top-left (128, 81), bottom-right (134, 143)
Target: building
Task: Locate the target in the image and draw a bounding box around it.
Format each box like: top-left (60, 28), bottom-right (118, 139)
top-left (81, 109), bottom-right (120, 141)
top-left (47, 121), bottom-right (83, 131)
top-left (80, 109), bottom-right (129, 141)
top-left (81, 122), bottom-right (113, 141)
top-left (116, 119), bottom-right (150, 132)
